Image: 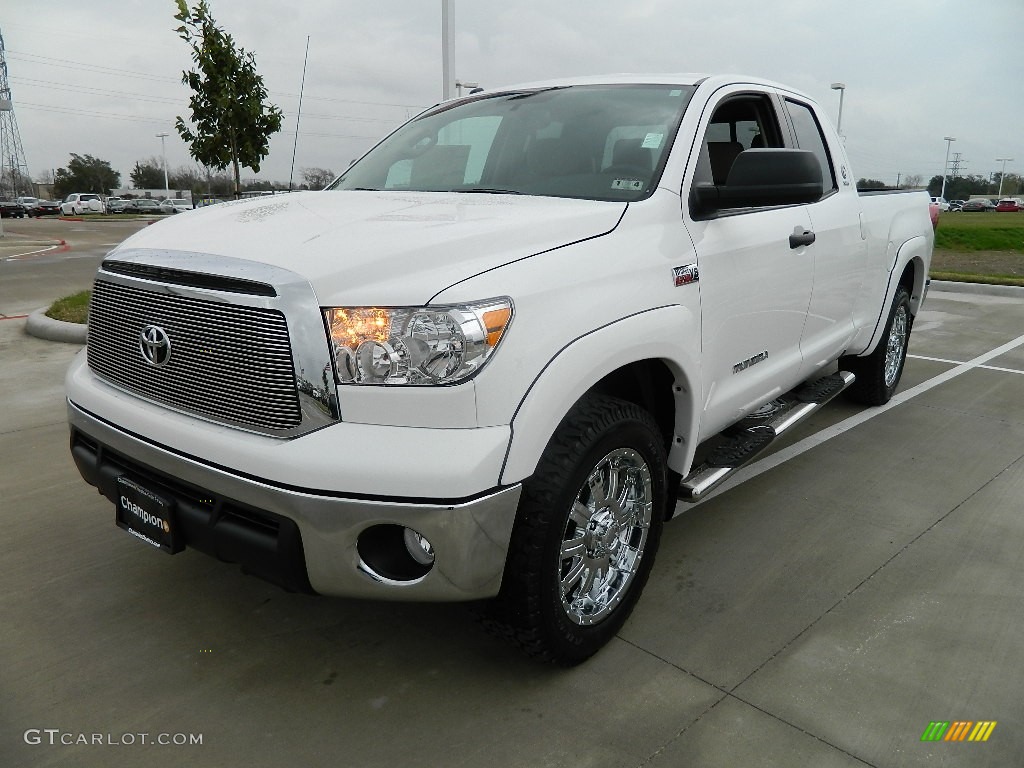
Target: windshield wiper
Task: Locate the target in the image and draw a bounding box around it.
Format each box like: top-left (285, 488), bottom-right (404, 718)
top-left (451, 188), bottom-right (522, 195)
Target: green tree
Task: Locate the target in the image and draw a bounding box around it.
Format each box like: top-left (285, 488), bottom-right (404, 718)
top-left (130, 159), bottom-right (165, 189)
top-left (53, 154), bottom-right (121, 198)
top-left (173, 0), bottom-right (283, 199)
top-left (856, 178), bottom-right (887, 190)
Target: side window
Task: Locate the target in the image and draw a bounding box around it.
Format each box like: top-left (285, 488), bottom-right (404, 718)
top-left (785, 100), bottom-right (836, 194)
top-left (693, 94), bottom-right (784, 187)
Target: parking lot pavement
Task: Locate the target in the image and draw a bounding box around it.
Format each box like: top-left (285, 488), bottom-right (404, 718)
top-left (2, 286), bottom-right (1023, 768)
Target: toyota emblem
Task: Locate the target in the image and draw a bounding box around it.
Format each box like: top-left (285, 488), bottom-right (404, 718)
top-left (140, 325), bottom-right (172, 366)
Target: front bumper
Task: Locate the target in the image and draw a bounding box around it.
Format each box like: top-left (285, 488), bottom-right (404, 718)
top-left (68, 399), bottom-right (523, 601)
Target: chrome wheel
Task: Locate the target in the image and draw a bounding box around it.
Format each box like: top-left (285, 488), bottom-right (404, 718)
top-left (883, 304), bottom-right (908, 388)
top-left (559, 447), bottom-right (653, 626)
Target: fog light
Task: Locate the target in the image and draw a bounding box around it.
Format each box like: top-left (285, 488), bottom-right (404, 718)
top-left (403, 528), bottom-right (435, 566)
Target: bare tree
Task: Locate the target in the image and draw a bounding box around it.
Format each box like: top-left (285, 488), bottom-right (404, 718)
top-left (301, 167), bottom-right (336, 190)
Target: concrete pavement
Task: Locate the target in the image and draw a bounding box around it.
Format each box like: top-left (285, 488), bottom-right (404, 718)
top-left (1, 285), bottom-right (1023, 767)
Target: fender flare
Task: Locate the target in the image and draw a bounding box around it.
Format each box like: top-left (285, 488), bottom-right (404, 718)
top-left (856, 235), bottom-right (930, 357)
top-left (499, 304), bottom-right (702, 485)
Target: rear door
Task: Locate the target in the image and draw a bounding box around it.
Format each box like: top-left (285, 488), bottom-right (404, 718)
top-left (683, 86), bottom-right (815, 439)
top-left (780, 96), bottom-right (866, 376)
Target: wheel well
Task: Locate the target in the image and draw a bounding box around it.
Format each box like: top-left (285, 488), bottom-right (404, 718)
top-left (590, 359), bottom-right (676, 452)
top-left (899, 261), bottom-right (915, 295)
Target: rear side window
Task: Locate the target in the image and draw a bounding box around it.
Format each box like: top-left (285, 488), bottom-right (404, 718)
top-left (785, 100), bottom-right (836, 195)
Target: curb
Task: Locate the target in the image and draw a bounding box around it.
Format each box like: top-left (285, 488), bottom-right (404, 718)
top-left (929, 280), bottom-right (1024, 298)
top-left (25, 308), bottom-right (87, 344)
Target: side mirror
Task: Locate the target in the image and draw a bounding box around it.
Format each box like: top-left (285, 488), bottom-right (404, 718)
top-left (692, 149), bottom-right (824, 214)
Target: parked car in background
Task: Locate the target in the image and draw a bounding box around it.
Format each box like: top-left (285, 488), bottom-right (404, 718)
top-left (948, 199), bottom-right (964, 212)
top-left (159, 198), bottom-right (193, 214)
top-left (16, 196), bottom-right (40, 210)
top-left (125, 198), bottom-right (163, 214)
top-left (929, 196), bottom-right (949, 212)
top-left (61, 193), bottom-right (104, 215)
top-left (995, 198), bottom-right (1021, 212)
top-left (29, 199), bottom-right (62, 217)
top-left (960, 199), bottom-right (996, 212)
top-left (0, 198), bottom-right (27, 218)
top-left (105, 198), bottom-right (129, 213)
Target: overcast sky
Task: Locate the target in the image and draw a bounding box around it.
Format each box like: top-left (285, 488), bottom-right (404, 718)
top-left (3, 0), bottom-right (1022, 191)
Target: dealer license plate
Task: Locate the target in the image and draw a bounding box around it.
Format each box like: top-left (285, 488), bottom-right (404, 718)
top-left (115, 476), bottom-right (181, 554)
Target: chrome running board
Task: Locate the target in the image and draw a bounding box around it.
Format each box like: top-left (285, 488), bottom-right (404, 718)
top-left (678, 371), bottom-right (856, 501)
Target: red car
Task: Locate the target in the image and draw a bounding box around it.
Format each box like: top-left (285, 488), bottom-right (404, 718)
top-left (995, 198), bottom-right (1021, 212)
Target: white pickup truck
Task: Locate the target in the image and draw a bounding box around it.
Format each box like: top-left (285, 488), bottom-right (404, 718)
top-left (67, 74), bottom-right (933, 664)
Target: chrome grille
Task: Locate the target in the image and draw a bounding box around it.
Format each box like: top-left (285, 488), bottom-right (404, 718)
top-left (88, 278), bottom-right (302, 431)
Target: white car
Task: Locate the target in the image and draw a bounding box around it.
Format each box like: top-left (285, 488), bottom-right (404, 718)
top-left (61, 193), bottom-right (104, 215)
top-left (159, 198), bottom-right (193, 214)
top-left (929, 196), bottom-right (950, 212)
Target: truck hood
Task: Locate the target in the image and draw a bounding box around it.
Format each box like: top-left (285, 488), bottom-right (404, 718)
top-left (113, 191), bottom-right (626, 305)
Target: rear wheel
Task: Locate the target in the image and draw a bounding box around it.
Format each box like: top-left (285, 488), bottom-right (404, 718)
top-left (486, 394), bottom-right (666, 664)
top-left (842, 286), bottom-right (912, 405)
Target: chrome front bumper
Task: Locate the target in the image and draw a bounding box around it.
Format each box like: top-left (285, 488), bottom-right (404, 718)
top-left (68, 400), bottom-right (522, 601)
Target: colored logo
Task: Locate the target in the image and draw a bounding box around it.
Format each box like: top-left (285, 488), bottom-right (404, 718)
top-left (921, 721), bottom-right (997, 742)
top-left (672, 263), bottom-right (699, 287)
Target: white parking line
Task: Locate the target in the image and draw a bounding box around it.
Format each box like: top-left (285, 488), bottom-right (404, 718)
top-left (700, 333), bottom-right (1024, 501)
top-left (2, 244), bottom-right (64, 261)
top-left (909, 353), bottom-right (1024, 376)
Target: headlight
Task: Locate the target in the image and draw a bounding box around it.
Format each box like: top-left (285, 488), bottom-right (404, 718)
top-left (323, 298), bottom-right (512, 385)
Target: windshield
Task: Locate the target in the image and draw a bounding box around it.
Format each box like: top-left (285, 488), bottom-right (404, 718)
top-left (329, 84), bottom-right (696, 202)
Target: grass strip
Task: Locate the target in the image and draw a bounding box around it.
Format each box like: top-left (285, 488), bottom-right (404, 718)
top-left (46, 290), bottom-right (91, 324)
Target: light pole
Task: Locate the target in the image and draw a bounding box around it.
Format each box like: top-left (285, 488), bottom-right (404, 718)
top-left (156, 132), bottom-right (170, 199)
top-left (830, 83), bottom-right (846, 136)
top-left (441, 0), bottom-right (451, 100)
top-left (940, 136), bottom-right (955, 202)
top-left (455, 79), bottom-right (480, 97)
top-left (995, 157), bottom-right (1014, 198)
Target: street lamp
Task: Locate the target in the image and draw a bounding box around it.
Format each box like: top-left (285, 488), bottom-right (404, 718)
top-left (830, 82), bottom-right (846, 136)
top-left (940, 136), bottom-right (955, 202)
top-left (455, 79), bottom-right (480, 97)
top-left (156, 132), bottom-right (170, 199)
top-left (995, 157), bottom-right (1014, 198)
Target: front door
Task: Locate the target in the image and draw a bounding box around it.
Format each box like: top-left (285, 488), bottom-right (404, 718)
top-left (683, 88), bottom-right (815, 440)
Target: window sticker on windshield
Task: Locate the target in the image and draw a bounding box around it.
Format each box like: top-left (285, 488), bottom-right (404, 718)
top-left (669, 89), bottom-right (683, 97)
top-left (612, 179), bottom-right (645, 191)
top-left (641, 132), bottom-right (663, 149)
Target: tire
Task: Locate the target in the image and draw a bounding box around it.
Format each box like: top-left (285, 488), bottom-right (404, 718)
top-left (486, 394), bottom-right (666, 665)
top-left (842, 285), bottom-right (912, 406)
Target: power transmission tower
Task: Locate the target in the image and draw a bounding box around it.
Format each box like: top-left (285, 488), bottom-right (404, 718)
top-left (949, 152), bottom-right (966, 178)
top-left (0, 28), bottom-right (32, 197)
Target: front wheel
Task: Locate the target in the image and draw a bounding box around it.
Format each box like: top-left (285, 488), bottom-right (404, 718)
top-left (486, 394), bottom-right (666, 665)
top-left (842, 285), bottom-right (912, 405)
